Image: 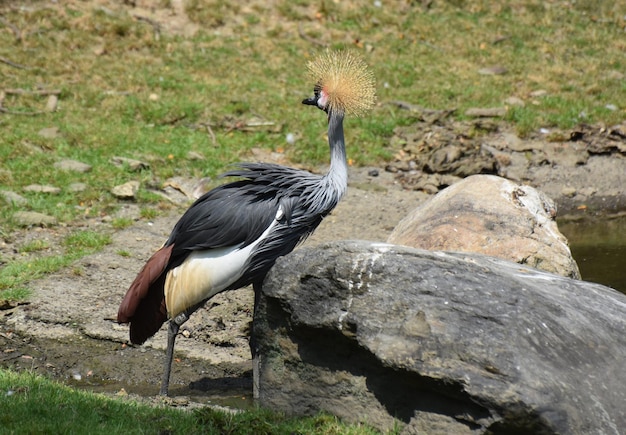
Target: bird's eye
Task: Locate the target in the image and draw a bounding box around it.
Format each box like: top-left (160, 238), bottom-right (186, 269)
top-left (313, 82), bottom-right (322, 97)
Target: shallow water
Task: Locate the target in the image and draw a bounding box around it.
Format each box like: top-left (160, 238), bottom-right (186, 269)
top-left (559, 216), bottom-right (626, 294)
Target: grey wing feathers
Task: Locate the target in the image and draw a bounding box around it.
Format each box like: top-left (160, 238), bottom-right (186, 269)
top-left (165, 163), bottom-right (321, 263)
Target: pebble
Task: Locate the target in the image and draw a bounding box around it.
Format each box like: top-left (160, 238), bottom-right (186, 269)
top-left (38, 127), bottom-right (59, 139)
top-left (504, 96), bottom-right (525, 107)
top-left (186, 151), bottom-right (206, 161)
top-left (465, 107), bottom-right (507, 118)
top-left (23, 184), bottom-right (62, 194)
top-left (111, 156), bottom-right (149, 171)
top-left (111, 181), bottom-right (140, 199)
top-left (478, 66), bottom-right (508, 75)
top-left (68, 183), bottom-right (87, 193)
top-left (0, 190), bottom-right (28, 205)
top-left (561, 187), bottom-right (577, 197)
top-left (54, 159), bottom-right (92, 173)
top-left (13, 211), bottom-right (58, 227)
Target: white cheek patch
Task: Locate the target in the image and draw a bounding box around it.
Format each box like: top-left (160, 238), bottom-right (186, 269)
top-left (318, 90), bottom-right (329, 109)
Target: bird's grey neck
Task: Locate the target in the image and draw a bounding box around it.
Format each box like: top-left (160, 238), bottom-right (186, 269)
top-left (325, 110), bottom-right (348, 198)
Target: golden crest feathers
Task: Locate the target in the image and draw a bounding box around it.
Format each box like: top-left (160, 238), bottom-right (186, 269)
top-left (307, 50), bottom-right (376, 116)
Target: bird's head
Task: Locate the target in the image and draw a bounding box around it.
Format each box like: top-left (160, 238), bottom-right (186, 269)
top-left (302, 50), bottom-right (376, 118)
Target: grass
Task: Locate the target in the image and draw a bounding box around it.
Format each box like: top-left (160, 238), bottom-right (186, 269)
top-left (0, 230), bottom-right (111, 298)
top-left (0, 370), bottom-right (390, 434)
top-left (1, 0), bottom-right (624, 237)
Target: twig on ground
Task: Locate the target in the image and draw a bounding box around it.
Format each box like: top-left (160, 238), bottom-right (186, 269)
top-left (298, 23), bottom-right (326, 47)
top-left (0, 89), bottom-right (57, 116)
top-left (133, 14), bottom-right (162, 40)
top-left (0, 17), bottom-right (22, 42)
top-left (0, 107), bottom-right (46, 116)
top-left (0, 56), bottom-right (30, 70)
top-left (204, 124), bottom-right (217, 146)
top-left (5, 88), bottom-right (61, 96)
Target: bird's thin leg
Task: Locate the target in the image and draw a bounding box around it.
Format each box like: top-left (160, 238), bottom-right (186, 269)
top-left (160, 311), bottom-right (188, 396)
top-left (251, 282), bottom-right (262, 400)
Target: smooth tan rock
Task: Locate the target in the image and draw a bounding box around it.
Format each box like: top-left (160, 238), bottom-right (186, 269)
top-left (387, 174), bottom-right (580, 279)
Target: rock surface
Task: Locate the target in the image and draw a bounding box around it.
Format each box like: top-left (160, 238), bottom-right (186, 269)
top-left (388, 121), bottom-right (626, 214)
top-left (388, 175), bottom-right (580, 279)
top-left (111, 180), bottom-right (140, 199)
top-left (53, 159), bottom-right (93, 173)
top-left (12, 211), bottom-right (58, 227)
top-left (254, 241), bottom-right (626, 434)
top-left (23, 184), bottom-right (62, 194)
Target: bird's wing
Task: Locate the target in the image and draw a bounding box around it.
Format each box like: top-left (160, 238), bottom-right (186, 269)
top-left (164, 180), bottom-right (283, 268)
top-left (117, 163), bottom-right (316, 344)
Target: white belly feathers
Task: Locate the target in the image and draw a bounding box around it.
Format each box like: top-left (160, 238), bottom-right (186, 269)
top-left (164, 206), bottom-right (282, 318)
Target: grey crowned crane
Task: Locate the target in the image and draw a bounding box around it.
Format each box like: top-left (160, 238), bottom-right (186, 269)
top-left (117, 50), bottom-right (376, 396)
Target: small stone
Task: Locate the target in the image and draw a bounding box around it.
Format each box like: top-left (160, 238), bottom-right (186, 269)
top-left (13, 211), bottom-right (57, 227)
top-left (606, 70), bottom-right (625, 80)
top-left (111, 156), bottom-right (149, 171)
top-left (111, 181), bottom-right (140, 200)
top-left (93, 45), bottom-right (106, 56)
top-left (149, 93), bottom-right (159, 101)
top-left (23, 184), bottom-right (62, 194)
top-left (38, 127), bottom-right (59, 139)
top-left (54, 159), bottom-right (92, 173)
top-left (579, 187), bottom-right (597, 197)
top-left (464, 107), bottom-right (507, 118)
top-left (46, 95), bottom-right (58, 112)
top-left (504, 96), bottom-right (525, 107)
top-left (529, 90), bottom-right (548, 98)
top-left (478, 66), bottom-right (508, 75)
top-left (368, 169), bottom-right (379, 177)
top-left (561, 187), bottom-right (577, 197)
top-left (0, 190), bottom-right (28, 205)
top-left (68, 183), bottom-right (87, 193)
top-left (186, 151), bottom-right (205, 161)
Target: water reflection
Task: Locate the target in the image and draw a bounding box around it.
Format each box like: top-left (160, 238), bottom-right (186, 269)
top-left (559, 216), bottom-right (626, 294)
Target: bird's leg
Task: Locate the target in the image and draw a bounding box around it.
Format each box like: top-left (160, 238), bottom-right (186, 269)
top-left (159, 311), bottom-right (189, 396)
top-left (251, 282), bottom-right (262, 400)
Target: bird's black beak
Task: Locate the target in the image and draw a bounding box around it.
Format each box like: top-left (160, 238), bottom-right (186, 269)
top-left (302, 96), bottom-right (317, 106)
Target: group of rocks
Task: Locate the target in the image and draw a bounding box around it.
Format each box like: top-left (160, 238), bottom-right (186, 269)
top-left (254, 175), bottom-right (626, 434)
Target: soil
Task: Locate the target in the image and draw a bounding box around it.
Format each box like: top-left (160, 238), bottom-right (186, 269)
top-left (1, 0), bottom-right (625, 410)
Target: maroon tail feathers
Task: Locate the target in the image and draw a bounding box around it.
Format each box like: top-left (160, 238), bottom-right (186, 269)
top-left (117, 244), bottom-right (174, 345)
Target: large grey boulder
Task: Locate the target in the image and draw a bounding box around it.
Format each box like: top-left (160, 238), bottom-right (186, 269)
top-left (254, 241), bottom-right (626, 434)
top-left (388, 175), bottom-right (581, 279)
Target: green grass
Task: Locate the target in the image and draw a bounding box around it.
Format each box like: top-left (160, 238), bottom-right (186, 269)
top-left (0, 0), bottom-right (622, 302)
top-left (0, 370), bottom-right (390, 434)
top-left (0, 230), bottom-right (111, 294)
top-left (1, 0), bottom-right (624, 236)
